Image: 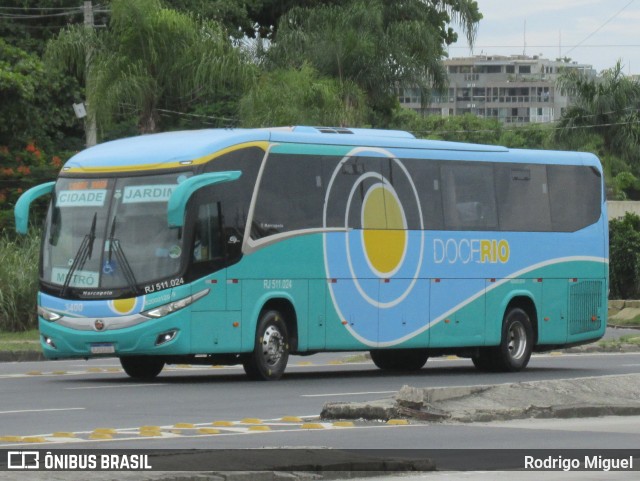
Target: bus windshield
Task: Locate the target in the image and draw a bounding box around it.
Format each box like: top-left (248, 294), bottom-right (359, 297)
top-left (42, 172), bottom-right (192, 293)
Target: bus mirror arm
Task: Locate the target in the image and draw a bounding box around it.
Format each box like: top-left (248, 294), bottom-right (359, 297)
top-left (167, 171), bottom-right (242, 228)
top-left (14, 181), bottom-right (56, 234)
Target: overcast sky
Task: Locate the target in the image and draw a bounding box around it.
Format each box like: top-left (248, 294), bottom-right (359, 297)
top-left (449, 0), bottom-right (640, 74)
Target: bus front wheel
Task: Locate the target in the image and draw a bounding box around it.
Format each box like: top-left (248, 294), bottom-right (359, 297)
top-left (120, 356), bottom-right (164, 379)
top-left (243, 310), bottom-right (290, 381)
top-left (370, 349), bottom-right (429, 371)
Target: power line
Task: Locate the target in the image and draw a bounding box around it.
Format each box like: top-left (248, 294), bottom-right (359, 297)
top-left (449, 44), bottom-right (640, 50)
top-left (0, 10), bottom-right (83, 19)
top-left (405, 118), bottom-right (640, 137)
top-left (0, 6), bottom-right (83, 11)
top-left (565, 0), bottom-right (637, 57)
top-left (154, 108), bottom-right (239, 124)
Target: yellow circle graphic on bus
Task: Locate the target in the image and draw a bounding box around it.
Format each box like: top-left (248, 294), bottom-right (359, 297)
top-left (109, 297), bottom-right (137, 315)
top-left (323, 148), bottom-right (426, 345)
top-left (362, 184), bottom-right (407, 275)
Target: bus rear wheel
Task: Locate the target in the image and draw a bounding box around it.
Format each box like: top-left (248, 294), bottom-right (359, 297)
top-left (477, 307), bottom-right (533, 372)
top-left (243, 310), bottom-right (290, 381)
top-left (370, 349), bottom-right (429, 371)
top-left (499, 307), bottom-right (533, 371)
top-left (120, 356), bottom-right (164, 379)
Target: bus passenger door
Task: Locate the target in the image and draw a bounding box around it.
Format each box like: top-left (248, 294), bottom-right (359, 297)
top-left (307, 279), bottom-right (326, 350)
top-left (378, 278), bottom-right (429, 348)
top-left (189, 271), bottom-right (243, 353)
top-left (429, 278), bottom-right (485, 347)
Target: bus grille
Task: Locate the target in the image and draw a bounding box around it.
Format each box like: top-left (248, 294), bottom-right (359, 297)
top-left (568, 280), bottom-right (603, 335)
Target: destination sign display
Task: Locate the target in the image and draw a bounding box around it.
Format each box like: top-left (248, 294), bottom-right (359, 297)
top-left (51, 268), bottom-right (100, 288)
top-left (122, 184), bottom-right (177, 204)
top-left (57, 190), bottom-right (107, 207)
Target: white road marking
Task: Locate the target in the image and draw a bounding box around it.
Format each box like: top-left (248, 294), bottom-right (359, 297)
top-left (0, 407), bottom-right (85, 415)
top-left (301, 390), bottom-right (397, 397)
top-left (65, 384), bottom-right (165, 390)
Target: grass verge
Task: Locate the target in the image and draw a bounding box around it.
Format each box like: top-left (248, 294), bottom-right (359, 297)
top-left (0, 329), bottom-right (40, 352)
top-left (597, 334), bottom-right (640, 350)
top-left (609, 315), bottom-right (640, 327)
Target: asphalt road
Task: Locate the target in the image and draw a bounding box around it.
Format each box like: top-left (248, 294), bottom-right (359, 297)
top-left (1, 349), bottom-right (639, 451)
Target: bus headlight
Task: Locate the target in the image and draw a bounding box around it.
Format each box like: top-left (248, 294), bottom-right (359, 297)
top-left (38, 306), bottom-right (62, 322)
top-left (142, 289), bottom-right (209, 319)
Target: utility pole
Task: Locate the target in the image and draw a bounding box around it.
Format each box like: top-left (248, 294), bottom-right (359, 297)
top-left (83, 1), bottom-right (97, 147)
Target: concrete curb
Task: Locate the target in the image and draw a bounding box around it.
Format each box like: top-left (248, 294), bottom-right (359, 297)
top-left (0, 351), bottom-right (45, 362)
top-left (322, 374), bottom-right (640, 424)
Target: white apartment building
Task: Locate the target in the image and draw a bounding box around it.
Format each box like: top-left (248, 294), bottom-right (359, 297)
top-left (399, 55), bottom-right (596, 124)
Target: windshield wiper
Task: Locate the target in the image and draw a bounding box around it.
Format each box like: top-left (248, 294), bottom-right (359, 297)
top-left (106, 216), bottom-right (138, 295)
top-left (60, 212), bottom-right (97, 297)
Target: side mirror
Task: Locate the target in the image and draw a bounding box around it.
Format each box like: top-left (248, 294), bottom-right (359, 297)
top-left (14, 181), bottom-right (56, 234)
top-left (167, 171), bottom-right (241, 228)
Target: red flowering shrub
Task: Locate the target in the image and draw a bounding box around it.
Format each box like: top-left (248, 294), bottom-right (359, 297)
top-left (0, 142), bottom-right (73, 232)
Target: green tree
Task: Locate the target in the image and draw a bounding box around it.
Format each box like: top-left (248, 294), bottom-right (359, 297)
top-left (46, 0), bottom-right (255, 137)
top-left (556, 60), bottom-right (640, 178)
top-left (239, 64), bottom-right (367, 127)
top-left (0, 38), bottom-right (81, 151)
top-left (391, 109), bottom-right (502, 145)
top-left (267, 0), bottom-right (481, 124)
top-left (498, 123), bottom-right (552, 150)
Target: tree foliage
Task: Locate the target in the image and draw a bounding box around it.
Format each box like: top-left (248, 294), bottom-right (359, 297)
top-left (556, 60), bottom-right (640, 179)
top-left (267, 0), bottom-right (481, 123)
top-left (0, 0), bottom-right (107, 55)
top-left (239, 64), bottom-right (367, 127)
top-left (390, 108), bottom-right (553, 149)
top-left (46, 0), bottom-right (255, 136)
top-left (0, 38), bottom-right (82, 151)
top-left (609, 213), bottom-right (640, 299)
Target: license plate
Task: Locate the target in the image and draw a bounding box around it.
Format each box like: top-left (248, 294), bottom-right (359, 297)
top-left (91, 343), bottom-right (115, 354)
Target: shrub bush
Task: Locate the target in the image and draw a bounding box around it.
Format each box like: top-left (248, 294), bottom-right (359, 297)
top-left (0, 142), bottom-right (67, 231)
top-left (609, 212), bottom-right (640, 299)
top-left (0, 230), bottom-right (40, 331)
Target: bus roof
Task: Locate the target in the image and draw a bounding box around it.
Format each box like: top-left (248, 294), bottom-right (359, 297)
top-left (61, 126), bottom-right (599, 173)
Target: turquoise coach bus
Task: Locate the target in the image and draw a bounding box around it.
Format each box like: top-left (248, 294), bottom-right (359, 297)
top-left (15, 126), bottom-right (608, 380)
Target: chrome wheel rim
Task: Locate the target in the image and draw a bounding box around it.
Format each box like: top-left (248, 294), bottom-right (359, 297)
top-left (507, 321), bottom-right (527, 360)
top-left (261, 324), bottom-right (285, 366)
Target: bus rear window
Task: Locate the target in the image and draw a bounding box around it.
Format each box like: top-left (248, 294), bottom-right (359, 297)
top-left (548, 165), bottom-right (601, 232)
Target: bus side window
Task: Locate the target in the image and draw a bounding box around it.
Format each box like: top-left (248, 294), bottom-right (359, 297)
top-left (192, 201), bottom-right (224, 263)
top-left (442, 163), bottom-right (498, 230)
top-left (323, 156), bottom-right (384, 229)
top-left (202, 146), bottom-right (263, 243)
top-left (548, 165), bottom-right (601, 232)
top-left (393, 158), bottom-right (443, 230)
top-left (495, 164), bottom-right (552, 232)
top-left (252, 153), bottom-right (324, 238)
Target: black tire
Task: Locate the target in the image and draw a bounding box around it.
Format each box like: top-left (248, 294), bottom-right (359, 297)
top-left (120, 356), bottom-right (164, 379)
top-left (370, 349), bottom-right (429, 371)
top-left (471, 349), bottom-right (497, 372)
top-left (492, 307), bottom-right (534, 372)
top-left (243, 310), bottom-right (290, 381)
